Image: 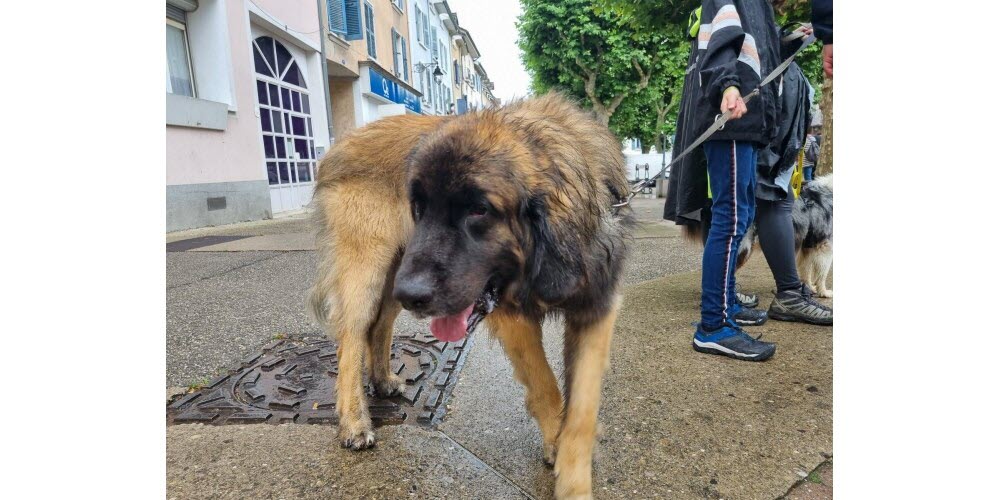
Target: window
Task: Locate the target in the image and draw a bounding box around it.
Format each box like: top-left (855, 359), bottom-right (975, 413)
top-left (430, 26), bottom-right (438, 61)
top-left (454, 60), bottom-right (460, 84)
top-left (391, 29), bottom-right (409, 82)
top-left (415, 7), bottom-right (424, 46)
top-left (422, 12), bottom-right (430, 47)
top-left (391, 29), bottom-right (401, 78)
top-left (363, 1), bottom-right (376, 58)
top-left (328, 0), bottom-right (363, 40)
top-left (390, 0), bottom-right (404, 12)
top-left (166, 7), bottom-right (195, 97)
top-left (401, 37), bottom-right (409, 82)
top-left (253, 36), bottom-right (316, 186)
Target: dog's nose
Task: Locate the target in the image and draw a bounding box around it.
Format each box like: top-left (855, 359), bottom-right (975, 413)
top-left (393, 276), bottom-right (434, 312)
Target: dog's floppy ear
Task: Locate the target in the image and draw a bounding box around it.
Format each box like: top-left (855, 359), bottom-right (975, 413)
top-left (523, 194), bottom-right (581, 304)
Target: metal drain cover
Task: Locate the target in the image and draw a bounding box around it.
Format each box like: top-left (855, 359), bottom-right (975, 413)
top-left (167, 332), bottom-right (473, 427)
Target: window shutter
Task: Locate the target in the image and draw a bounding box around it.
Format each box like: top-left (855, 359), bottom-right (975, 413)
top-left (431, 27), bottom-right (438, 61)
top-left (327, 0), bottom-right (347, 35)
top-left (423, 14), bottom-right (430, 48)
top-left (166, 4), bottom-right (186, 22)
top-left (401, 38), bottom-right (409, 82)
top-left (344, 0), bottom-right (362, 40)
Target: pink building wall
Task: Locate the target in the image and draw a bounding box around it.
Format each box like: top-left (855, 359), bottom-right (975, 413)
top-left (166, 0), bottom-right (321, 186)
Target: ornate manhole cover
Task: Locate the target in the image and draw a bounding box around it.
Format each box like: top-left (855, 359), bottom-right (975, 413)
top-left (167, 331), bottom-right (473, 427)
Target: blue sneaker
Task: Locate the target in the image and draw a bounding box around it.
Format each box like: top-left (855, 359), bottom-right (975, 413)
top-left (693, 324), bottom-right (776, 361)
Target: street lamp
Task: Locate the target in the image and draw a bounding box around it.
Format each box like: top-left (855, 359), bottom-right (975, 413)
top-left (415, 62), bottom-right (444, 83)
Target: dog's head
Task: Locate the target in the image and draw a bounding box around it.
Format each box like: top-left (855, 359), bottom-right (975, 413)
top-left (392, 115), bottom-right (583, 341)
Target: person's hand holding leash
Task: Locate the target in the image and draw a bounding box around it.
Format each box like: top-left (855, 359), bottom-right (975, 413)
top-left (721, 86), bottom-right (747, 119)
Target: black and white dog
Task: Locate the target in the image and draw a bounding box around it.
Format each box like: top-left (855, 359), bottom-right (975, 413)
top-left (738, 173), bottom-right (833, 297)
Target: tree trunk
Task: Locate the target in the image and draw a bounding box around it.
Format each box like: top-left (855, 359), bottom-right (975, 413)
top-left (816, 76), bottom-right (833, 175)
top-left (592, 108), bottom-right (611, 126)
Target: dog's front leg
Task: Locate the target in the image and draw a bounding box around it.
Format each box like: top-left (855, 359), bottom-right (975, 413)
top-left (488, 313), bottom-right (563, 465)
top-left (335, 328), bottom-right (374, 450)
top-left (555, 297), bottom-right (620, 500)
top-left (329, 266), bottom-right (390, 450)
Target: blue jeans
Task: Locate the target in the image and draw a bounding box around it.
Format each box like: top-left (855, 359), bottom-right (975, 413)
top-left (803, 166), bottom-right (815, 182)
top-left (700, 140), bottom-right (757, 331)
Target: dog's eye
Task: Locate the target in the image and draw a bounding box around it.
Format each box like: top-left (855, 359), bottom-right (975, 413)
top-left (469, 203), bottom-right (489, 217)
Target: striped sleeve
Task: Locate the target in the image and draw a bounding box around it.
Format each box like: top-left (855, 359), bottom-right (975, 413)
top-left (698, 1), bottom-right (747, 103)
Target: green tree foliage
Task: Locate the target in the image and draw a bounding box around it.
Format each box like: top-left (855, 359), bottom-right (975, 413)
top-left (519, 0), bottom-right (822, 150)
top-left (518, 0), bottom-right (676, 126)
top-left (598, 0), bottom-right (824, 90)
top-left (608, 27), bottom-right (689, 152)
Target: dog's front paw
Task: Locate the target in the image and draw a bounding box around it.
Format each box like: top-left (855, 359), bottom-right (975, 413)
top-left (372, 373), bottom-right (406, 398)
top-left (339, 426), bottom-right (376, 450)
top-left (818, 288), bottom-right (833, 298)
top-left (554, 453), bottom-right (592, 499)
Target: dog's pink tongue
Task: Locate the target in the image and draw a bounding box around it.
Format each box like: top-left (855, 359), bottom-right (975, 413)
top-left (429, 304), bottom-right (474, 342)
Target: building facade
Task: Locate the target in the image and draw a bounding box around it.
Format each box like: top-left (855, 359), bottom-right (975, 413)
top-left (167, 0), bottom-right (499, 231)
top-left (166, 0), bottom-right (331, 231)
top-left (322, 0), bottom-right (421, 140)
top-left (409, 0), bottom-right (454, 115)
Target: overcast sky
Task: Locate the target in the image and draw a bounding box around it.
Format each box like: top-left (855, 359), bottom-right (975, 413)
top-left (446, 0), bottom-right (531, 103)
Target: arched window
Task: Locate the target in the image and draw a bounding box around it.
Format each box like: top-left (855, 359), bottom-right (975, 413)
top-left (253, 36), bottom-right (306, 87)
top-left (253, 36), bottom-right (316, 213)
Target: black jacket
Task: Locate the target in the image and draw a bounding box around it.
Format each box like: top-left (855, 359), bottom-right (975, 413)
top-left (694, 0), bottom-right (782, 144)
top-left (811, 0), bottom-right (833, 44)
top-left (662, 30), bottom-right (709, 225)
top-left (756, 61), bottom-right (812, 201)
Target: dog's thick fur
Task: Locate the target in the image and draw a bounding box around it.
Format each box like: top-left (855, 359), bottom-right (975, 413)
top-left (309, 93), bottom-right (631, 499)
top-left (683, 173), bottom-right (833, 297)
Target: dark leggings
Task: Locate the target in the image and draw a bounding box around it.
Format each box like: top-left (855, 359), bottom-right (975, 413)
top-left (702, 189), bottom-right (801, 293)
top-left (756, 189), bottom-right (801, 292)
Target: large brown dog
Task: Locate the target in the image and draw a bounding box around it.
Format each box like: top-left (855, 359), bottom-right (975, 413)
top-left (309, 93), bottom-right (632, 498)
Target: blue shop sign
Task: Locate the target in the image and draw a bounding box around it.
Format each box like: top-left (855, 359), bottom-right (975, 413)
top-left (368, 67), bottom-right (421, 114)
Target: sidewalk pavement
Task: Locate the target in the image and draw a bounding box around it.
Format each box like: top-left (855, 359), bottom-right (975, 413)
top-left (166, 198), bottom-right (832, 499)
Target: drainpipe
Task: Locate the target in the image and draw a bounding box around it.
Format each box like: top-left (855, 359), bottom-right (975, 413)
top-left (316, 0), bottom-right (335, 146)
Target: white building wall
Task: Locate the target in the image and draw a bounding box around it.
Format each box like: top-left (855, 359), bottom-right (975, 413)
top-left (409, 0), bottom-right (453, 114)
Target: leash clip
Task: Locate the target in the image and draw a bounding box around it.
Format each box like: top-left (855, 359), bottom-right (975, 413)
top-left (715, 114), bottom-right (725, 130)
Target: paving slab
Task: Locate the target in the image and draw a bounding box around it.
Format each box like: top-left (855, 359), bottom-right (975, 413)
top-left (190, 233), bottom-right (317, 252)
top-left (439, 255), bottom-right (832, 499)
top-left (166, 251), bottom-right (281, 289)
top-left (166, 210), bottom-right (313, 243)
top-left (166, 423), bottom-right (529, 500)
top-left (166, 251), bottom-right (320, 386)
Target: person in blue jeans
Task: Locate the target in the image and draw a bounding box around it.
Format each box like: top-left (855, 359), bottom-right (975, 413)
top-left (685, 0), bottom-right (785, 361)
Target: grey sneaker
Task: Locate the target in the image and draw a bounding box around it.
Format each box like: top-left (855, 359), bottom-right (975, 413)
top-left (736, 284), bottom-right (759, 308)
top-left (768, 284), bottom-right (833, 325)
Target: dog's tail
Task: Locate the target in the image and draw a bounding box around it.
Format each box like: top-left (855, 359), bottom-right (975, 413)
top-left (307, 285), bottom-right (332, 328)
top-left (681, 223), bottom-right (703, 243)
top-left (307, 195), bottom-right (337, 329)
top-left (680, 220), bottom-right (757, 269)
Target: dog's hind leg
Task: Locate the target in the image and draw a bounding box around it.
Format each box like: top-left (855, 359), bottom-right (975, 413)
top-left (813, 240), bottom-right (833, 298)
top-left (487, 313), bottom-right (563, 466)
top-left (313, 186), bottom-right (409, 451)
top-left (555, 297), bottom-right (620, 500)
top-left (367, 259), bottom-right (405, 398)
top-left (797, 248), bottom-right (814, 292)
